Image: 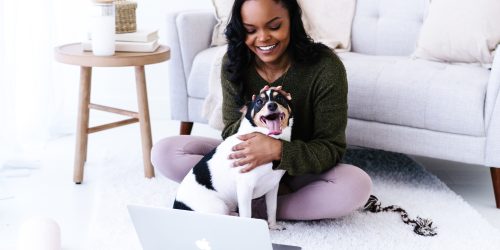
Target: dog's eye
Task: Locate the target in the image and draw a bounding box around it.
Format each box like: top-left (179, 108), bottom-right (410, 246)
top-left (275, 95), bottom-right (284, 102)
top-left (256, 99), bottom-right (263, 106)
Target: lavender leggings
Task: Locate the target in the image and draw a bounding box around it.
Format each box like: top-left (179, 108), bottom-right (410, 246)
top-left (151, 135), bottom-right (372, 220)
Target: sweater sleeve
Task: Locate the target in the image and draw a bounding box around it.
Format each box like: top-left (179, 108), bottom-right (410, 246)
top-left (274, 55), bottom-right (348, 175)
top-left (220, 57), bottom-right (244, 139)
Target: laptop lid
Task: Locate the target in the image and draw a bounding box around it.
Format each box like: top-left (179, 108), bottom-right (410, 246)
top-left (128, 205), bottom-right (300, 250)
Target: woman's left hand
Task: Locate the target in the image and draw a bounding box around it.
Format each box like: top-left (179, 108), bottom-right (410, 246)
top-left (229, 132), bottom-right (282, 173)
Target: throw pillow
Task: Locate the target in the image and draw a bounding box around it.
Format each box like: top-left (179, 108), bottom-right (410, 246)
top-left (211, 0), bottom-right (234, 46)
top-left (414, 0), bottom-right (500, 64)
top-left (210, 0), bottom-right (356, 51)
top-left (298, 0), bottom-right (356, 51)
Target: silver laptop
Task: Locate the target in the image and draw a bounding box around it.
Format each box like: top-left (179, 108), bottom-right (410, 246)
top-left (128, 204), bottom-right (301, 250)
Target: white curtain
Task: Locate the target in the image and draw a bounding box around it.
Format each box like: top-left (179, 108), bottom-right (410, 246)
top-left (1, 0), bottom-right (53, 163)
top-left (0, 0), bottom-right (88, 165)
top-left (0, 0), bottom-right (211, 165)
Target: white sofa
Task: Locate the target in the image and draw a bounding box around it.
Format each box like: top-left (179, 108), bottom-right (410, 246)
top-left (165, 0), bottom-right (500, 208)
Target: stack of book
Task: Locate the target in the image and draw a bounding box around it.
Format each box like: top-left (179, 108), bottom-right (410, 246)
top-left (82, 29), bottom-right (160, 53)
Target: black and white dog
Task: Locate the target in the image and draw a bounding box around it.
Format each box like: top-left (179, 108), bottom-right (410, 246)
top-left (173, 89), bottom-right (293, 229)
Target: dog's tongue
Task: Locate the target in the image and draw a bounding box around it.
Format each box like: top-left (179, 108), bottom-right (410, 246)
top-left (266, 119), bottom-right (282, 135)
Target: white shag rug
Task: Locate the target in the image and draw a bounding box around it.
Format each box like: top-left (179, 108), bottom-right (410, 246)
top-left (87, 148), bottom-right (500, 250)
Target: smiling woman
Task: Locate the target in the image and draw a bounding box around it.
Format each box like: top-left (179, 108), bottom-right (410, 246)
top-left (152, 0), bottom-right (373, 222)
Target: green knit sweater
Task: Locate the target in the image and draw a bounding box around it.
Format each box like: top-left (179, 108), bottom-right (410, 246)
top-left (221, 50), bottom-right (348, 176)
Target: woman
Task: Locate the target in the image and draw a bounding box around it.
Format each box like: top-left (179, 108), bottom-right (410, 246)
top-left (152, 0), bottom-right (372, 220)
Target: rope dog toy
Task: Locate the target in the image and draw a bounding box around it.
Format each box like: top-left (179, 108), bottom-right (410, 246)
top-left (364, 195), bottom-right (438, 237)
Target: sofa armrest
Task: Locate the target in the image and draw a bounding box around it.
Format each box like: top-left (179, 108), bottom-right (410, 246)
top-left (485, 44), bottom-right (500, 166)
top-left (166, 10), bottom-right (217, 121)
top-left (485, 44), bottom-right (500, 127)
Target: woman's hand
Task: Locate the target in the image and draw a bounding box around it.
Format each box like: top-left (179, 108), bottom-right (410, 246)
top-left (229, 132), bottom-right (282, 173)
top-left (255, 85), bottom-right (292, 101)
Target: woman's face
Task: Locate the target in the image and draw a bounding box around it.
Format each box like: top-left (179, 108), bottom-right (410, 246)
top-left (241, 0), bottom-right (291, 66)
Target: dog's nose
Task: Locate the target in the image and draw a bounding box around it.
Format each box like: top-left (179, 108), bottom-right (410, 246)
top-left (267, 102), bottom-right (277, 111)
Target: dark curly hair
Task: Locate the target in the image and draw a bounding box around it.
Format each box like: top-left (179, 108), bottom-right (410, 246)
top-left (223, 0), bottom-right (331, 84)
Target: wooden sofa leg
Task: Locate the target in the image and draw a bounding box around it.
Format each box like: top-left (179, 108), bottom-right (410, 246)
top-left (491, 167), bottom-right (500, 209)
top-left (180, 121), bottom-right (193, 135)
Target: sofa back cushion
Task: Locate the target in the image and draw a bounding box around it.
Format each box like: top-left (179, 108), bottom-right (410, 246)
top-left (414, 0), bottom-right (500, 65)
top-left (351, 0), bottom-right (428, 56)
top-left (299, 0), bottom-right (356, 52)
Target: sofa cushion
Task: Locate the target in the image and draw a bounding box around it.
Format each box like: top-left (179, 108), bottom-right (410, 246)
top-left (210, 0), bottom-right (233, 46)
top-left (351, 0), bottom-right (428, 56)
top-left (187, 47), bottom-right (223, 99)
top-left (298, 0), bottom-right (356, 51)
top-left (339, 52), bottom-right (489, 136)
top-left (190, 48), bottom-right (490, 136)
top-left (414, 0), bottom-right (500, 65)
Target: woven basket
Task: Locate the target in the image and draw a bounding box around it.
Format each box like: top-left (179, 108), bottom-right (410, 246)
top-left (115, 0), bottom-right (137, 34)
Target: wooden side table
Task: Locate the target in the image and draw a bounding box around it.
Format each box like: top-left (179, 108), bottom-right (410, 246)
top-left (54, 43), bottom-right (170, 184)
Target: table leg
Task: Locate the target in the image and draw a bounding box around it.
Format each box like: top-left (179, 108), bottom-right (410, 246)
top-left (135, 65), bottom-right (155, 178)
top-left (74, 66), bottom-right (92, 184)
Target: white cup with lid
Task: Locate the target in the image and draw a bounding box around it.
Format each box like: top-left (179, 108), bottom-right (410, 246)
top-left (90, 0), bottom-right (115, 56)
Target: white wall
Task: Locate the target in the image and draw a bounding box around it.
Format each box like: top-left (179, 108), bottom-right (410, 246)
top-left (52, 0), bottom-right (213, 135)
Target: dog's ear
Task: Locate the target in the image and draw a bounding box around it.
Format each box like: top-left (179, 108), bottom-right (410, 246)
top-left (243, 101), bottom-right (257, 127)
top-left (239, 105), bottom-right (247, 114)
top-left (287, 98), bottom-right (294, 118)
top-left (240, 100), bottom-right (253, 113)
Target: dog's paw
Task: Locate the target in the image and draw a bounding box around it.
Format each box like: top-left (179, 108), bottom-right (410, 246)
top-left (268, 223), bottom-right (286, 231)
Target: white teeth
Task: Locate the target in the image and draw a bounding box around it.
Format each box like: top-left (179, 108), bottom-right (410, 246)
top-left (258, 44), bottom-right (277, 51)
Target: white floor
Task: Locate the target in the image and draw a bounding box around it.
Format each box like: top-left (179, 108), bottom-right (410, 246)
top-left (1, 120), bottom-right (499, 250)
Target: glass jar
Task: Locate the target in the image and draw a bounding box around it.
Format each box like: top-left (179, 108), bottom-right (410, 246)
top-left (91, 0), bottom-right (115, 56)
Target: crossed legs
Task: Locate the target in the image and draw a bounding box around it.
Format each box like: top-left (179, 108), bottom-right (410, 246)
top-left (151, 135), bottom-right (372, 220)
